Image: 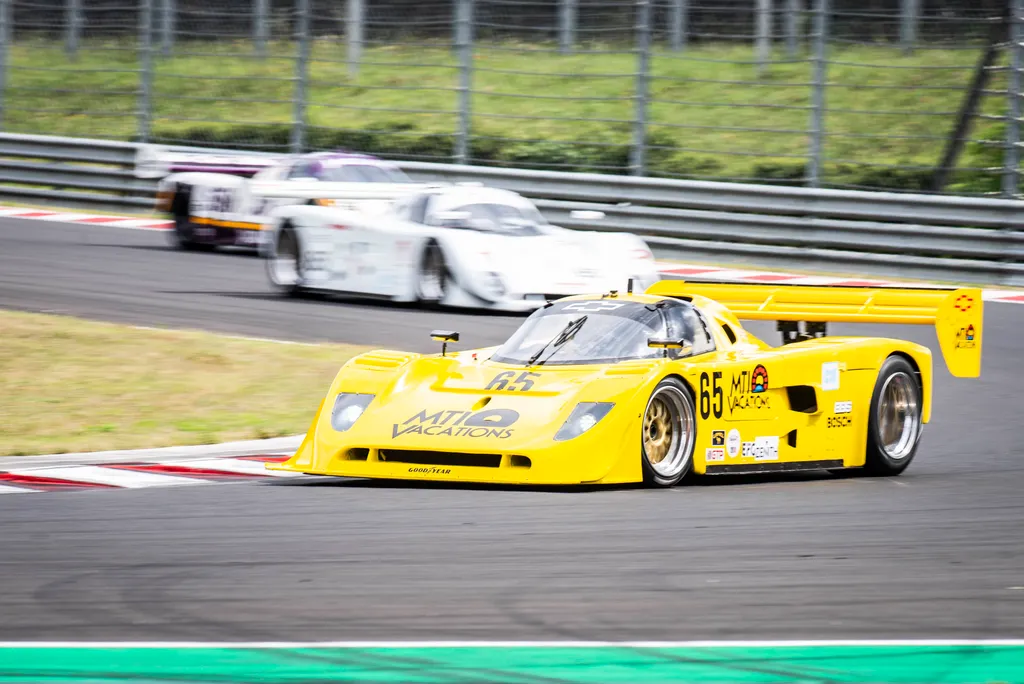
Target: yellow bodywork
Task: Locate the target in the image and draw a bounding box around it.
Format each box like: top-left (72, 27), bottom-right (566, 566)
top-left (270, 282), bottom-right (982, 485)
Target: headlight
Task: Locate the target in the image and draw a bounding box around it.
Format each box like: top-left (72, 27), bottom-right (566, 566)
top-left (330, 393), bottom-right (375, 432)
top-left (554, 402), bottom-right (614, 442)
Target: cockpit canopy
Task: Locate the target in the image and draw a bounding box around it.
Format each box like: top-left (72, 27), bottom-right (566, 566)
top-left (491, 297), bottom-right (716, 366)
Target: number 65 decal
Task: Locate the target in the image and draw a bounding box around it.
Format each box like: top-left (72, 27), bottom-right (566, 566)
top-left (699, 371), bottom-right (723, 419)
top-left (486, 371), bottom-right (540, 392)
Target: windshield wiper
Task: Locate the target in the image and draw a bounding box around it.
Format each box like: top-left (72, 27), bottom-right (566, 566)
top-left (526, 315), bottom-right (588, 367)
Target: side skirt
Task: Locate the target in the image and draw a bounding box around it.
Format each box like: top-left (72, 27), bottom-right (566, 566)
top-left (704, 459), bottom-right (844, 475)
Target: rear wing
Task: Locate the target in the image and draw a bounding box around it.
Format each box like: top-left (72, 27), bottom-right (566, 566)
top-left (136, 144), bottom-right (281, 179)
top-left (646, 280), bottom-right (982, 378)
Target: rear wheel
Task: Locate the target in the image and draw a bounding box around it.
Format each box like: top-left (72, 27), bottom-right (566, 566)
top-left (416, 240), bottom-right (449, 305)
top-left (641, 377), bottom-right (697, 487)
top-left (169, 189), bottom-right (200, 251)
top-left (266, 224), bottom-right (306, 297)
top-left (864, 355), bottom-right (922, 476)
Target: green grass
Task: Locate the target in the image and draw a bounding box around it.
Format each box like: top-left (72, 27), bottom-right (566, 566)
top-left (0, 310), bottom-right (372, 456)
top-left (3, 39), bottom-right (1009, 190)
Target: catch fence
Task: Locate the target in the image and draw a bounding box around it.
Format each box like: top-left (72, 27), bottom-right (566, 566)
top-left (0, 0), bottom-right (1021, 196)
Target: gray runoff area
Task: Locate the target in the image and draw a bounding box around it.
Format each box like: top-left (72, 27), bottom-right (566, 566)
top-left (0, 217), bottom-right (1022, 640)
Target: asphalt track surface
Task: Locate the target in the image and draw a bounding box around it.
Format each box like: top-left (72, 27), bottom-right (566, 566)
top-left (1, 217), bottom-right (1023, 642)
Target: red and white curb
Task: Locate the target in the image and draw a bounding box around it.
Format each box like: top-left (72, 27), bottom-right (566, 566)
top-left (2, 203), bottom-right (1022, 304)
top-left (0, 436), bottom-right (304, 494)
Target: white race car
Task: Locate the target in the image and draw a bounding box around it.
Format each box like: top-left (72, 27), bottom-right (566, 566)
top-left (262, 185), bottom-right (659, 312)
top-left (142, 147), bottom-right (423, 250)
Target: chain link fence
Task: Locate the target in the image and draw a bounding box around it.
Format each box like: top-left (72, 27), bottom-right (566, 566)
top-left (0, 0), bottom-right (1020, 195)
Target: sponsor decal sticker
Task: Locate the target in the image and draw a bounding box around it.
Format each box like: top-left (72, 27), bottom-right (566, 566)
top-left (393, 408), bottom-right (519, 439)
top-left (955, 324), bottom-right (977, 349)
top-left (705, 447), bottom-right (725, 463)
top-left (833, 400), bottom-right (853, 414)
top-left (408, 467), bottom-right (452, 475)
top-left (742, 436), bottom-right (779, 461)
top-left (727, 365), bottom-right (771, 413)
top-left (827, 415), bottom-right (852, 428)
top-left (821, 361), bottom-right (840, 391)
top-left (711, 430), bottom-right (725, 447)
top-left (953, 294), bottom-right (974, 312)
top-left (726, 429), bottom-right (741, 458)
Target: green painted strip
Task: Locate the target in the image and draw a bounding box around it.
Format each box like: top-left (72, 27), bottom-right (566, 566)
top-left (0, 645), bottom-right (1023, 683)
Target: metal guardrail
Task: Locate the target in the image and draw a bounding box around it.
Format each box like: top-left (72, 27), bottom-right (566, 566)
top-left (0, 132), bottom-right (1022, 287)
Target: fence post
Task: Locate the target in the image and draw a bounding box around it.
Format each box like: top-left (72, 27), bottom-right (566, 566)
top-left (669, 0), bottom-right (687, 52)
top-left (630, 0), bottom-right (651, 176)
top-left (138, 0), bottom-right (153, 143)
top-left (291, 0), bottom-right (310, 153)
top-left (347, 0), bottom-right (363, 79)
top-left (454, 0), bottom-right (472, 164)
top-left (65, 0), bottom-right (81, 59)
top-left (1004, 0), bottom-right (1023, 198)
top-left (559, 0), bottom-right (576, 54)
top-left (0, 0), bottom-right (8, 129)
top-left (756, 0), bottom-right (772, 78)
top-left (160, 0), bottom-right (174, 56)
top-left (900, 0), bottom-right (918, 55)
top-left (807, 0), bottom-right (828, 188)
top-left (785, 0), bottom-right (800, 57)
top-left (254, 0), bottom-right (268, 58)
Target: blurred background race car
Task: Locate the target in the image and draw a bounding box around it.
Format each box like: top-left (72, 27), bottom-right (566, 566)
top-left (142, 146), bottom-right (423, 250)
top-left (263, 185), bottom-right (659, 311)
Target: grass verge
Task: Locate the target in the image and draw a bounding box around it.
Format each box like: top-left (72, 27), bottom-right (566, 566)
top-left (3, 40), bottom-right (1009, 191)
top-left (0, 310), bottom-right (372, 456)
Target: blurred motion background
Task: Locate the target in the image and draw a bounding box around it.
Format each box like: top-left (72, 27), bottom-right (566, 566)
top-left (0, 0), bottom-right (1019, 195)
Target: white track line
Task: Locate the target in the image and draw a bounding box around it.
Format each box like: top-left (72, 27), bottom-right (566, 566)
top-left (163, 457), bottom-right (303, 478)
top-left (3, 465), bottom-right (208, 489)
top-left (0, 483), bottom-right (36, 494)
top-left (0, 639), bottom-right (1023, 648)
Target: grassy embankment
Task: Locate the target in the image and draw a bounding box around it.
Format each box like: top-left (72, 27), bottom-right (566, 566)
top-left (0, 310), bottom-right (370, 456)
top-left (3, 40), bottom-right (1006, 191)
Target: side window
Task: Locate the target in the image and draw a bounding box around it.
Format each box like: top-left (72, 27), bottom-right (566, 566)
top-left (408, 194), bottom-right (430, 224)
top-left (288, 162), bottom-right (318, 180)
top-left (663, 303), bottom-right (715, 357)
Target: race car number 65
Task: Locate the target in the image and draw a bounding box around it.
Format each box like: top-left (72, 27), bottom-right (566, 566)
top-left (699, 371), bottom-right (723, 419)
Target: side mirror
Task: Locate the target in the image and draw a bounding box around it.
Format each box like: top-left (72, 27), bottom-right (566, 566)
top-left (570, 210), bottom-right (606, 220)
top-left (648, 338), bottom-right (692, 357)
top-left (431, 330), bottom-right (460, 357)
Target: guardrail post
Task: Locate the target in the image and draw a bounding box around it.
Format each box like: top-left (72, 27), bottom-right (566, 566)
top-left (0, 0), bottom-right (8, 129)
top-left (138, 0), bottom-right (153, 143)
top-left (669, 0), bottom-right (687, 52)
top-left (630, 0), bottom-right (651, 176)
top-left (160, 0), bottom-right (174, 57)
top-left (454, 0), bottom-right (472, 164)
top-left (807, 0), bottom-right (828, 188)
top-left (756, 0), bottom-right (772, 78)
top-left (559, 0), bottom-right (576, 54)
top-left (785, 0), bottom-right (800, 57)
top-left (347, 0), bottom-right (363, 79)
top-left (1005, 0), bottom-right (1023, 199)
top-left (254, 0), bottom-right (268, 58)
top-left (65, 0), bottom-right (81, 59)
top-left (900, 0), bottom-right (919, 55)
top-left (291, 0), bottom-right (310, 153)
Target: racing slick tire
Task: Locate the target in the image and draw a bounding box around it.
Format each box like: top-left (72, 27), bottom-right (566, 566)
top-left (641, 377), bottom-right (697, 487)
top-left (266, 223), bottom-right (308, 298)
top-left (416, 240), bottom-right (450, 306)
top-left (864, 355), bottom-right (923, 476)
top-left (169, 188), bottom-right (202, 251)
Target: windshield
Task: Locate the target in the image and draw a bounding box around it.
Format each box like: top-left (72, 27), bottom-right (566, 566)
top-left (490, 299), bottom-right (714, 366)
top-left (319, 164), bottom-right (410, 183)
top-left (437, 202), bottom-right (547, 235)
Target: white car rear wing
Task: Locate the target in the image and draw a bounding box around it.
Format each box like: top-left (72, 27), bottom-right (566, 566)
top-left (136, 144), bottom-right (282, 179)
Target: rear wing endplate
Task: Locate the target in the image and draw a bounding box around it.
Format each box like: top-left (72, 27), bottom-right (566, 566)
top-left (646, 280), bottom-right (982, 378)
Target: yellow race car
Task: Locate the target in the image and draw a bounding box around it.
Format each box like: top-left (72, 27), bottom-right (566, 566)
top-left (270, 281), bottom-right (982, 487)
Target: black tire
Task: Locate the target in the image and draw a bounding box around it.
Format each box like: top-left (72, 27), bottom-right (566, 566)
top-left (864, 355), bottom-right (923, 476)
top-left (416, 240), bottom-right (449, 306)
top-left (640, 377), bottom-right (697, 487)
top-left (266, 224), bottom-right (307, 298)
top-left (169, 189), bottom-right (200, 251)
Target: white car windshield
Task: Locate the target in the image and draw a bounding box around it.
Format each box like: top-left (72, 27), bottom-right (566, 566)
top-left (442, 202), bottom-right (547, 235)
top-left (319, 164), bottom-right (410, 183)
top-left (490, 299), bottom-right (714, 366)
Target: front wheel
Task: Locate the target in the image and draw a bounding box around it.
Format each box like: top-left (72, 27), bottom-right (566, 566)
top-left (864, 355), bottom-right (923, 476)
top-left (266, 224), bottom-right (306, 297)
top-left (641, 377), bottom-right (697, 487)
top-left (416, 241), bottom-right (449, 306)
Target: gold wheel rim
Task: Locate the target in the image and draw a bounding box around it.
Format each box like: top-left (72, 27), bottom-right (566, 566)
top-left (878, 371), bottom-right (920, 460)
top-left (643, 397), bottom-right (673, 465)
